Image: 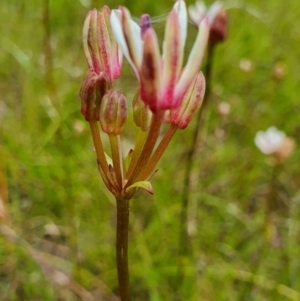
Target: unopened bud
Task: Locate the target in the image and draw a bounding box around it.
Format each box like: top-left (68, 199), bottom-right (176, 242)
top-left (99, 90), bottom-right (127, 135)
top-left (209, 10), bottom-right (228, 45)
top-left (165, 72), bottom-right (205, 129)
top-left (79, 70), bottom-right (108, 121)
top-left (132, 91), bottom-right (152, 131)
top-left (83, 7), bottom-right (122, 81)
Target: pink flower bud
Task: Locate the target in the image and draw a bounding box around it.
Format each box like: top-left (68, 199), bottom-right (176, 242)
top-left (165, 72), bottom-right (205, 129)
top-left (132, 91), bottom-right (152, 131)
top-left (79, 70), bottom-right (108, 121)
top-left (82, 7), bottom-right (122, 82)
top-left (99, 90), bottom-right (128, 135)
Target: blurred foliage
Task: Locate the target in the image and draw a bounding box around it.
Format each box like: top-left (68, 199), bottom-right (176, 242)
top-left (1, 0), bottom-right (300, 300)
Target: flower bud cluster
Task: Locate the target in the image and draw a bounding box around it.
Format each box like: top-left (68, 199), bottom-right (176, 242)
top-left (79, 0), bottom-right (209, 198)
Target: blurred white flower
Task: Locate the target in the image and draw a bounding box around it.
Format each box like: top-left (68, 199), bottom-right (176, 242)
top-left (188, 1), bottom-right (227, 45)
top-left (188, 0), bottom-right (223, 27)
top-left (254, 126), bottom-right (285, 155)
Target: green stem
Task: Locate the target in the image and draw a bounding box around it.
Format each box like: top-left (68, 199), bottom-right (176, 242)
top-left (116, 197), bottom-right (131, 301)
top-left (137, 124), bottom-right (178, 181)
top-left (89, 121), bottom-right (108, 177)
top-left (178, 44), bottom-right (215, 255)
top-left (175, 45), bottom-right (216, 295)
top-left (109, 134), bottom-right (123, 189)
top-left (126, 129), bottom-right (147, 180)
top-left (125, 111), bottom-right (164, 188)
top-left (265, 164), bottom-right (280, 238)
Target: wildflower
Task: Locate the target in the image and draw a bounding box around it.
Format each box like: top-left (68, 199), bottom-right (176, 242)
top-left (110, 0), bottom-right (209, 112)
top-left (255, 126), bottom-right (295, 163)
top-left (188, 1), bottom-right (227, 45)
top-left (255, 127), bottom-right (286, 155)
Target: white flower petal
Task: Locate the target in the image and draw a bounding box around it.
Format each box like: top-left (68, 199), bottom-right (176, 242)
top-left (196, 0), bottom-right (207, 14)
top-left (188, 0), bottom-right (206, 26)
top-left (110, 10), bottom-right (131, 64)
top-left (255, 127), bottom-right (286, 154)
top-left (174, 0), bottom-right (188, 49)
top-left (175, 17), bottom-right (209, 98)
top-left (121, 7), bottom-right (143, 69)
top-left (206, 1), bottom-right (223, 25)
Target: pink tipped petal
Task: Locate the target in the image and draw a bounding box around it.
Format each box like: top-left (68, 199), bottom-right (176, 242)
top-left (140, 28), bottom-right (161, 111)
top-left (173, 0), bottom-right (188, 48)
top-left (161, 9), bottom-right (183, 109)
top-left (83, 11), bottom-right (93, 69)
top-left (97, 12), bottom-right (113, 80)
top-left (121, 7), bottom-right (143, 70)
top-left (175, 17), bottom-right (209, 103)
top-left (89, 9), bottom-right (104, 74)
top-left (103, 6), bottom-right (122, 79)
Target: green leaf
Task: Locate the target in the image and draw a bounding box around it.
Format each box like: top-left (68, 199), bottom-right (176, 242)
top-left (126, 181), bottom-right (154, 195)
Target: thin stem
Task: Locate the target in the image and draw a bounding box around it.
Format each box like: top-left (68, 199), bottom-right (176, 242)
top-left (265, 164), bottom-right (280, 239)
top-left (89, 121), bottom-right (108, 177)
top-left (198, 44), bottom-right (214, 119)
top-left (178, 44), bottom-right (215, 256)
top-left (109, 134), bottom-right (123, 189)
top-left (125, 111), bottom-right (164, 188)
top-left (137, 124), bottom-right (178, 181)
top-left (116, 197), bottom-right (130, 301)
top-left (126, 129), bottom-right (147, 180)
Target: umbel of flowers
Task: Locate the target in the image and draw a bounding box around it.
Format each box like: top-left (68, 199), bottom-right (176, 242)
top-left (79, 1), bottom-right (208, 300)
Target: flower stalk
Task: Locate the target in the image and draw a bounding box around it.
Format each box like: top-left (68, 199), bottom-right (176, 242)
top-left (89, 120), bottom-right (108, 176)
top-left (79, 1), bottom-right (209, 299)
top-left (116, 196), bottom-right (130, 301)
top-left (125, 111), bottom-right (164, 188)
top-left (137, 124), bottom-right (178, 181)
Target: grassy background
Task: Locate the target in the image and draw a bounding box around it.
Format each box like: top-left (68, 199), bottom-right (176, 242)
top-left (1, 0), bottom-right (300, 300)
